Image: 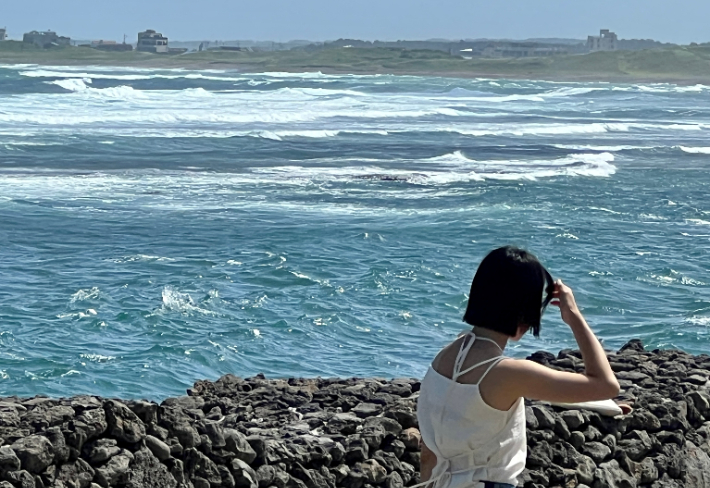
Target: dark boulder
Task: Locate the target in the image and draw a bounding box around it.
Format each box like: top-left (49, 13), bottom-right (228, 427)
top-left (224, 429), bottom-right (257, 464)
top-left (11, 435), bottom-right (54, 473)
top-left (56, 458), bottom-right (95, 488)
top-left (104, 401), bottom-right (146, 444)
top-left (0, 447), bottom-right (20, 474)
top-left (183, 448), bottom-right (221, 486)
top-left (125, 447), bottom-right (177, 488)
top-left (83, 439), bottom-right (121, 465)
top-left (94, 449), bottom-right (134, 487)
top-left (145, 435), bottom-right (171, 462)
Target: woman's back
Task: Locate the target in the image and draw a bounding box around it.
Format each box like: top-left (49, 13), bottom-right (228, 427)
top-left (415, 247), bottom-right (620, 488)
top-left (416, 332), bottom-right (526, 487)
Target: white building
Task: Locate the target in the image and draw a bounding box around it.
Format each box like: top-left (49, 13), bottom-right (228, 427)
top-left (137, 30), bottom-right (169, 53)
top-left (587, 29), bottom-right (618, 52)
top-left (0, 28), bottom-right (7, 41)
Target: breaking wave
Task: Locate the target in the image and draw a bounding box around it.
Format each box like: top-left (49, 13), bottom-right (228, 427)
top-left (250, 151), bottom-right (616, 184)
top-left (23, 69), bottom-right (249, 82)
top-left (49, 78), bottom-right (144, 99)
top-left (679, 146), bottom-right (710, 155)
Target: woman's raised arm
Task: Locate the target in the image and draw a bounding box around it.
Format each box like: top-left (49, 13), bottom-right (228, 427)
top-left (499, 280), bottom-right (619, 404)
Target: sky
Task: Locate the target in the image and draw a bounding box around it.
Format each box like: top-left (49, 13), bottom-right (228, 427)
top-left (3, 0), bottom-right (709, 44)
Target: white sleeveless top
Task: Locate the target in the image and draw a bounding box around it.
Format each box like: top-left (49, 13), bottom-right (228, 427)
top-left (415, 331), bottom-right (527, 488)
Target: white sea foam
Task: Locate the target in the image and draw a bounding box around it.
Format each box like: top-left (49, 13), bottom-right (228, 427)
top-left (613, 84), bottom-right (710, 94)
top-left (667, 124), bottom-right (703, 131)
top-left (0, 150), bottom-right (617, 202)
top-left (57, 310), bottom-right (98, 319)
top-left (0, 90), bottom-right (473, 124)
top-left (687, 219), bottom-right (710, 226)
top-left (202, 129), bottom-right (389, 141)
top-left (5, 73), bottom-right (710, 137)
top-left (289, 87), bottom-right (369, 97)
top-left (686, 316), bottom-right (710, 326)
top-left (257, 71), bottom-right (365, 79)
top-left (679, 146), bottom-right (710, 155)
top-left (70, 287), bottom-right (100, 303)
top-left (1, 141), bottom-right (63, 147)
top-left (0, 123), bottom-right (635, 139)
top-left (451, 93), bottom-right (545, 103)
top-left (681, 276), bottom-right (707, 286)
top-left (22, 69), bottom-right (249, 82)
top-left (445, 123), bottom-right (629, 137)
top-left (109, 254), bottom-right (175, 263)
top-left (51, 78), bottom-right (92, 91)
top-left (589, 207), bottom-right (622, 215)
top-left (542, 86), bottom-right (607, 97)
top-left (249, 151), bottom-right (616, 184)
top-left (252, 130), bottom-right (343, 141)
top-left (643, 269), bottom-right (707, 287)
top-left (80, 353), bottom-right (116, 362)
top-left (676, 84), bottom-right (710, 92)
top-left (440, 86), bottom-right (604, 102)
top-left (160, 286), bottom-right (215, 315)
top-left (49, 78), bottom-right (145, 99)
top-left (0, 120), bottom-right (695, 140)
top-left (554, 144), bottom-right (650, 152)
top-left (639, 214), bottom-right (667, 221)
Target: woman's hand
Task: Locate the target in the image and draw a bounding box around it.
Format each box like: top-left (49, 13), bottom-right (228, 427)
top-left (550, 279), bottom-right (582, 326)
top-left (498, 277), bottom-right (620, 405)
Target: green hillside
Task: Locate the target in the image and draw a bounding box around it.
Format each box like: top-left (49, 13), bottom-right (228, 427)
top-left (2, 41), bottom-right (710, 83)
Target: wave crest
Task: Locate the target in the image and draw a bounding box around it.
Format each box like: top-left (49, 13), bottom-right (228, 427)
top-left (679, 146), bottom-right (710, 155)
top-left (50, 78), bottom-right (142, 99)
top-left (251, 151), bottom-right (616, 185)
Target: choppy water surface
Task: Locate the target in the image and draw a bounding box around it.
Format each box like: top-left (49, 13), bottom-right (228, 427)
top-left (0, 65), bottom-right (708, 399)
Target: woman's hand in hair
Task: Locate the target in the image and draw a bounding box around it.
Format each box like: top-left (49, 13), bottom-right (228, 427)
top-left (551, 279), bottom-right (582, 326)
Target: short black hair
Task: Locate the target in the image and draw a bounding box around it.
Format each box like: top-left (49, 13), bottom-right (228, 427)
top-left (462, 246), bottom-right (553, 338)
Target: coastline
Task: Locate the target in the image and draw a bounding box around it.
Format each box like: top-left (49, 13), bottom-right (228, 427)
top-left (0, 340), bottom-right (707, 487)
top-left (3, 45), bottom-right (710, 85)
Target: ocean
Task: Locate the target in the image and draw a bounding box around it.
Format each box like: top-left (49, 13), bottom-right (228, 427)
top-left (0, 65), bottom-right (708, 400)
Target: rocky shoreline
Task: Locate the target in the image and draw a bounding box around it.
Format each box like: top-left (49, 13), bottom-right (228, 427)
top-left (0, 339), bottom-right (708, 488)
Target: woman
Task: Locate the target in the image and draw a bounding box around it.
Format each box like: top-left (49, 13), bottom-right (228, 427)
top-left (416, 246), bottom-right (620, 488)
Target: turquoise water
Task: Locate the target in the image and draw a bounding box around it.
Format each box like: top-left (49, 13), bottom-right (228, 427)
top-left (0, 65), bottom-right (708, 400)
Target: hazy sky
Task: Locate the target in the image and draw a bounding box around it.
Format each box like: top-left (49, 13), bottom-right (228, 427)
top-left (3, 0), bottom-right (708, 44)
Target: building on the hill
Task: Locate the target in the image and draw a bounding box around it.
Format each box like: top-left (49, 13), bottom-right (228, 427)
top-left (23, 30), bottom-right (71, 48)
top-left (587, 29), bottom-right (618, 52)
top-left (0, 28), bottom-right (6, 41)
top-left (136, 30), bottom-right (169, 53)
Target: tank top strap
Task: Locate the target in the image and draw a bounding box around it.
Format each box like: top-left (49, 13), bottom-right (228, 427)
top-left (451, 331), bottom-right (505, 381)
top-left (474, 356), bottom-right (506, 385)
top-left (455, 355), bottom-right (505, 379)
top-left (452, 331), bottom-right (477, 380)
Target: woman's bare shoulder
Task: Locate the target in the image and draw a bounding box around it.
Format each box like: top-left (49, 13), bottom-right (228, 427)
top-left (430, 336), bottom-right (466, 376)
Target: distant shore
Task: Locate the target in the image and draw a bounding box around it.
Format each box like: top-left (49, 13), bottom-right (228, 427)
top-left (3, 43), bottom-right (710, 84)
